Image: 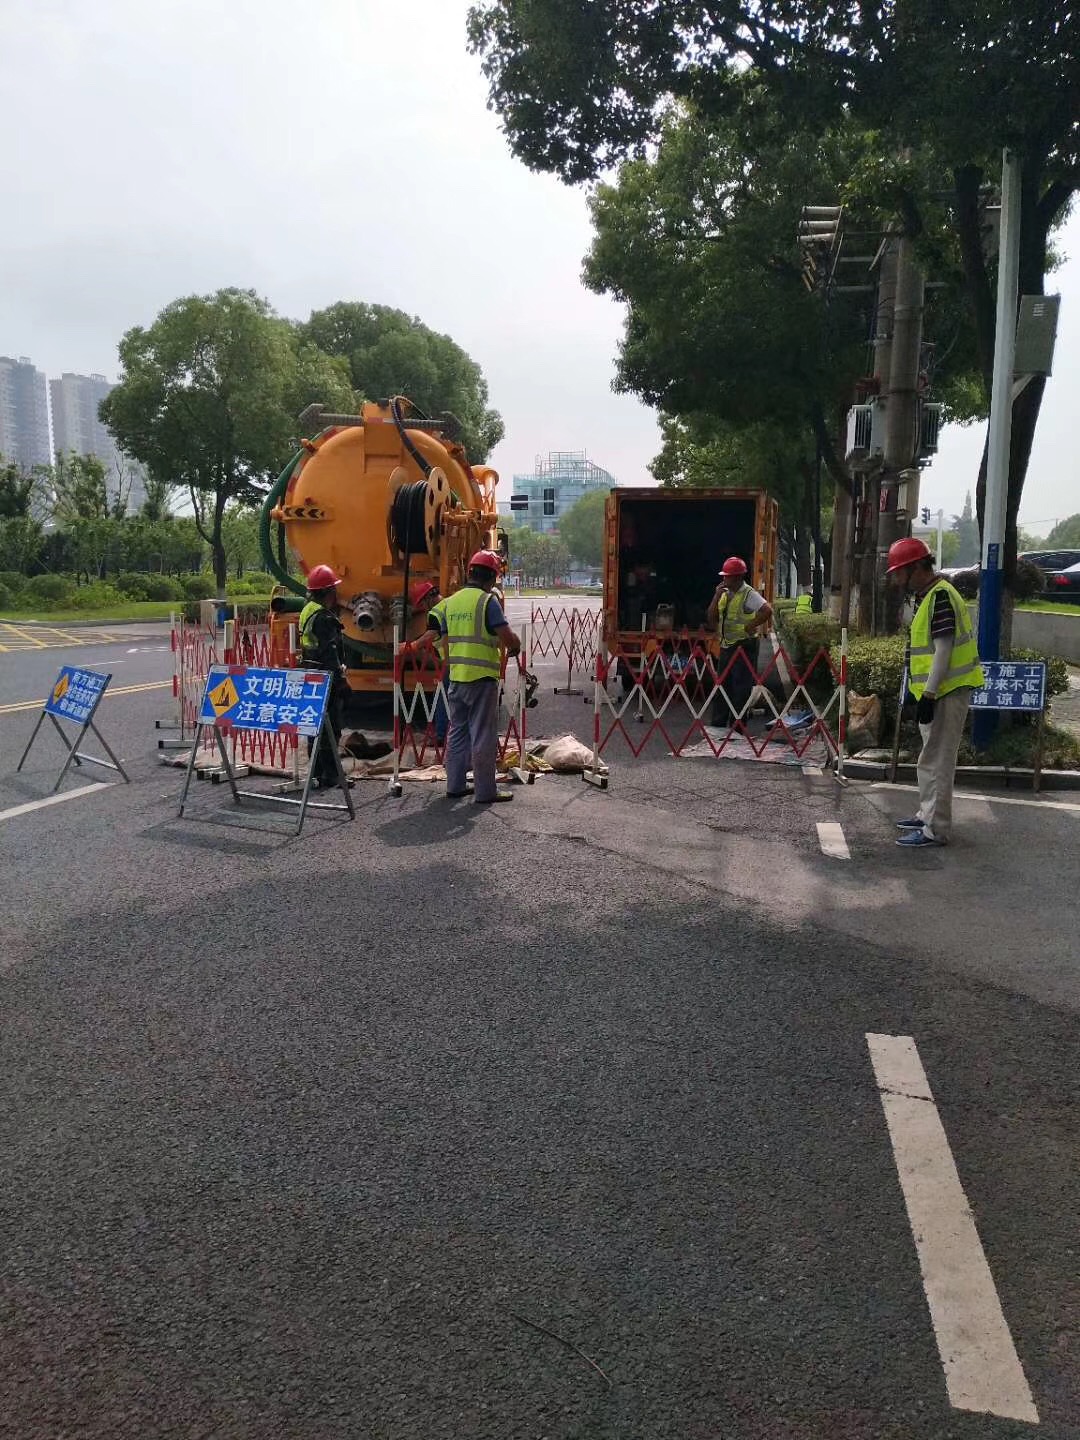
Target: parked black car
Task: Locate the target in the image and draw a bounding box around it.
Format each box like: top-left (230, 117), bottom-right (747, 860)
top-left (1019, 550), bottom-right (1080, 602)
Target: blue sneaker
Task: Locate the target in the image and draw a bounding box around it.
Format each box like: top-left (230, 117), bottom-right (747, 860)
top-left (895, 829), bottom-right (944, 848)
top-left (895, 817), bottom-right (924, 830)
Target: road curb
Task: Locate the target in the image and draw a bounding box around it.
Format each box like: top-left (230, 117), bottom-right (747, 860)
top-left (843, 758), bottom-right (1080, 793)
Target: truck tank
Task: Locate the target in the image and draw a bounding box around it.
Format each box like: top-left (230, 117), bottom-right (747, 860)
top-left (260, 397), bottom-right (499, 693)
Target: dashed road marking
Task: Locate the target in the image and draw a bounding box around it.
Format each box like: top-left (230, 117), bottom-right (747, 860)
top-left (0, 680), bottom-right (170, 716)
top-left (0, 782), bottom-right (111, 824)
top-left (866, 1034), bottom-right (1039, 1425)
top-left (816, 820), bottom-right (850, 859)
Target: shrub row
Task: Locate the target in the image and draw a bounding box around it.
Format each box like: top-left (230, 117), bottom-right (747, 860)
top-left (0, 570), bottom-right (278, 611)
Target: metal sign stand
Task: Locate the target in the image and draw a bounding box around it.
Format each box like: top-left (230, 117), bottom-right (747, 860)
top-left (16, 676), bottom-right (129, 793)
top-left (179, 707), bottom-right (354, 835)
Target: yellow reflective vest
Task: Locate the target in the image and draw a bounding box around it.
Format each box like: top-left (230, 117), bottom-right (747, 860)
top-left (298, 600), bottom-right (323, 659)
top-left (429, 586), bottom-right (502, 682)
top-left (908, 579), bottom-right (984, 698)
top-left (717, 585), bottom-right (759, 645)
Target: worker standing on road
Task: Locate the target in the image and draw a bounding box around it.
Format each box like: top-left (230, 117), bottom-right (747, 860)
top-left (887, 537), bottom-right (984, 848)
top-left (706, 557), bottom-right (773, 726)
top-left (297, 563), bottom-right (348, 789)
top-left (407, 550), bottom-right (522, 802)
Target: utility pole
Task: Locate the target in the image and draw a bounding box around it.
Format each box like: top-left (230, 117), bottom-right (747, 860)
top-left (856, 239), bottom-right (897, 633)
top-left (878, 233), bottom-right (926, 630)
top-left (974, 150), bottom-right (1021, 748)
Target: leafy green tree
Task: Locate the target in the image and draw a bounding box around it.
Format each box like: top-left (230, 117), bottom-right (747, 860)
top-left (0, 461), bottom-right (35, 520)
top-left (468, 0), bottom-right (1077, 592)
top-left (300, 302), bottom-right (504, 462)
top-left (100, 288), bottom-right (355, 595)
top-left (558, 488), bottom-right (608, 568)
top-left (1043, 515), bottom-right (1080, 548)
top-left (0, 517), bottom-right (43, 574)
top-left (140, 475), bottom-right (179, 523)
top-left (50, 454), bottom-right (115, 524)
top-left (221, 505), bottom-right (262, 577)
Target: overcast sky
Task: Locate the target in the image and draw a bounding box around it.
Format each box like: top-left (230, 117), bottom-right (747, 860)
top-left (2, 0), bottom-right (1075, 534)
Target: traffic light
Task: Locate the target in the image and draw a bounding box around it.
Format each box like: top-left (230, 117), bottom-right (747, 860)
top-left (920, 507), bottom-right (930, 524)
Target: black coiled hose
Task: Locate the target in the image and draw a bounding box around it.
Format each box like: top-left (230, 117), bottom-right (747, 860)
top-left (390, 480), bottom-right (430, 554)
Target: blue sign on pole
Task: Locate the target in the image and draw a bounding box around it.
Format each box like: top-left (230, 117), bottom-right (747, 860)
top-left (43, 666), bottom-right (110, 725)
top-left (969, 660), bottom-right (1046, 712)
top-left (197, 665), bottom-right (330, 736)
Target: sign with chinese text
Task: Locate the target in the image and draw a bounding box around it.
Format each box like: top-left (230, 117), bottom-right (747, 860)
top-left (44, 666), bottom-right (110, 725)
top-left (968, 660), bottom-right (1046, 711)
top-left (198, 665), bottom-right (329, 736)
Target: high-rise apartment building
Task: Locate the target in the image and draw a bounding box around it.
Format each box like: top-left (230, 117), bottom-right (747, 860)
top-left (0, 355), bottom-right (52, 471)
top-left (49, 371), bottom-right (146, 512)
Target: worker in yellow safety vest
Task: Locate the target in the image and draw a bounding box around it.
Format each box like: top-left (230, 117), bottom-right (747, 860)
top-left (405, 550), bottom-right (522, 802)
top-left (297, 563), bottom-right (348, 788)
top-left (706, 556), bottom-right (774, 727)
top-left (887, 537), bottom-right (985, 847)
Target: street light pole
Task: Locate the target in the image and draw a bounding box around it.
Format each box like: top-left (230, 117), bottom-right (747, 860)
top-left (975, 149), bottom-right (1021, 746)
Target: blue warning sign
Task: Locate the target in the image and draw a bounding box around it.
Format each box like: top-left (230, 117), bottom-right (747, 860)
top-left (43, 666), bottom-right (110, 725)
top-left (197, 665), bottom-right (330, 737)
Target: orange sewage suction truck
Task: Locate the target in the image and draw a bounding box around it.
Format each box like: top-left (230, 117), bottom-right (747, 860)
top-left (259, 397), bottom-right (502, 695)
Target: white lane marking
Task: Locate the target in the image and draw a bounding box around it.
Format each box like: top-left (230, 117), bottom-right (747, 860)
top-left (866, 1034), bottom-right (1039, 1425)
top-left (0, 783), bottom-right (111, 824)
top-left (868, 781), bottom-right (1080, 815)
top-left (816, 820), bottom-right (850, 859)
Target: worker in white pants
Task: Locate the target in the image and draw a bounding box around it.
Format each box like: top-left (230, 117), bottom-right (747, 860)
top-left (886, 538), bottom-right (985, 848)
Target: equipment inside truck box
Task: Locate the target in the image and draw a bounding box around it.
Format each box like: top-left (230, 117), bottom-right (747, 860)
top-left (617, 495), bottom-right (758, 630)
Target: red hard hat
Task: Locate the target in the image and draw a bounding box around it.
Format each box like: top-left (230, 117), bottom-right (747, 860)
top-left (886, 537), bottom-right (933, 573)
top-left (306, 563), bottom-right (341, 590)
top-left (469, 549), bottom-right (501, 573)
top-left (409, 579), bottom-right (438, 607)
top-left (720, 556), bottom-right (748, 577)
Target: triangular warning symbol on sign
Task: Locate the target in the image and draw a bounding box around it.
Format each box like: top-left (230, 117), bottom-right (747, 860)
top-left (208, 675), bottom-right (240, 716)
top-left (52, 674), bottom-right (69, 703)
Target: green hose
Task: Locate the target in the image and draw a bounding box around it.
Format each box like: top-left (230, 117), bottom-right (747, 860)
top-left (259, 451), bottom-right (306, 596)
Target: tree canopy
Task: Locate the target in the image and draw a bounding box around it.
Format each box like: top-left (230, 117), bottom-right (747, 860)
top-left (300, 302), bottom-right (505, 463)
top-left (101, 288), bottom-right (355, 592)
top-left (469, 0), bottom-right (1079, 584)
top-left (557, 488), bottom-right (608, 568)
top-left (1043, 514), bottom-right (1080, 549)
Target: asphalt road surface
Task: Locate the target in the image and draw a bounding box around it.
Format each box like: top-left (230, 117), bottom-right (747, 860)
top-left (0, 613), bottom-right (1077, 1439)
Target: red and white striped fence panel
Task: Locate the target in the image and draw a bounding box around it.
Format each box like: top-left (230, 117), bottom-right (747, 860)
top-left (530, 605), bottom-right (602, 695)
top-left (587, 628), bottom-right (847, 775)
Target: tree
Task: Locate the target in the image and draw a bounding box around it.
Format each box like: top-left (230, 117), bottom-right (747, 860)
top-left (139, 475), bottom-right (179, 523)
top-left (0, 517), bottom-right (43, 574)
top-left (300, 302), bottom-right (505, 462)
top-left (100, 288), bottom-right (356, 594)
top-left (951, 491), bottom-right (981, 567)
top-left (221, 505), bottom-right (262, 577)
top-left (0, 461), bottom-right (35, 520)
top-left (558, 488), bottom-right (608, 568)
top-left (468, 0), bottom-right (1078, 598)
top-left (1043, 515), bottom-right (1080, 548)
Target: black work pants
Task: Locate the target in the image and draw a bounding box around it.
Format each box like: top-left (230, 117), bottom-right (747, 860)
top-left (710, 639), bottom-right (759, 726)
top-left (306, 673), bottom-right (345, 784)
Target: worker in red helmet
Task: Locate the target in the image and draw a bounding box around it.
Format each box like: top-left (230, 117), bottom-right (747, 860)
top-left (419, 549), bottom-right (522, 802)
top-left (705, 556), bottom-right (774, 728)
top-left (298, 563), bottom-right (348, 788)
top-left (887, 536), bottom-right (984, 847)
